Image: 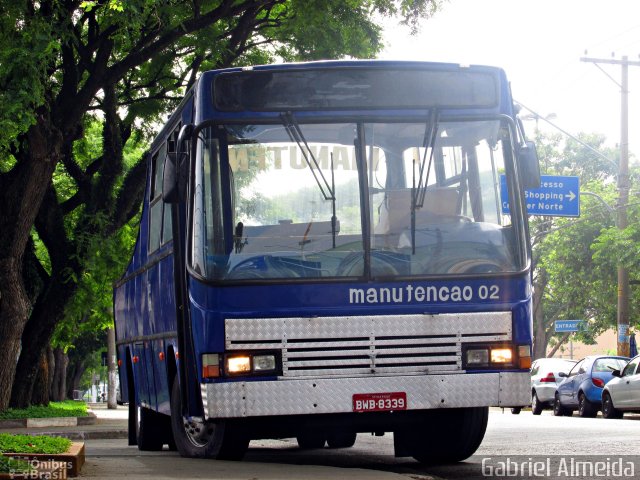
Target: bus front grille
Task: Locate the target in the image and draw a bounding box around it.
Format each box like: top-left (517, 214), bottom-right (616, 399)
top-left (225, 312), bottom-right (512, 377)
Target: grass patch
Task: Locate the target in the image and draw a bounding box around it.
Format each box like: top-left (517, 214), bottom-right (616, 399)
top-left (0, 401), bottom-right (88, 420)
top-left (0, 434), bottom-right (71, 455)
top-left (0, 456), bottom-right (34, 474)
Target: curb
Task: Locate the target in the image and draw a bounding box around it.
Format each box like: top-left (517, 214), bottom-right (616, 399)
top-left (0, 413), bottom-right (96, 430)
top-left (31, 429), bottom-right (129, 441)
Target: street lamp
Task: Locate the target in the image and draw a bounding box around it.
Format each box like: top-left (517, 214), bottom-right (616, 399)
top-left (521, 112), bottom-right (558, 131)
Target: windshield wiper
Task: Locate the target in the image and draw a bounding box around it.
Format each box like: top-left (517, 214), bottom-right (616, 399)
top-left (411, 109), bottom-right (439, 254)
top-left (280, 112), bottom-right (335, 201)
top-left (280, 111), bottom-right (338, 247)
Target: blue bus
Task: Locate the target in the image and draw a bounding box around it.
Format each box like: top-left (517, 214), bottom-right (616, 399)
top-left (114, 60), bottom-right (539, 463)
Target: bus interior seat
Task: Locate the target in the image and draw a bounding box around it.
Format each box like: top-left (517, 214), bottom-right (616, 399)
top-left (375, 187), bottom-right (461, 236)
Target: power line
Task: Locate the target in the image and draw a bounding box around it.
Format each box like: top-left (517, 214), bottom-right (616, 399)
top-left (516, 101), bottom-right (618, 170)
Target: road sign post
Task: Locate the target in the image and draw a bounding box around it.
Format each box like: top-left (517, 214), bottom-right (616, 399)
top-left (554, 320), bottom-right (585, 333)
top-left (501, 175), bottom-right (580, 217)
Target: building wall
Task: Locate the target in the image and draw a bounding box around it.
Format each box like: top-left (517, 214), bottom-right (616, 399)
top-left (549, 329), bottom-right (617, 360)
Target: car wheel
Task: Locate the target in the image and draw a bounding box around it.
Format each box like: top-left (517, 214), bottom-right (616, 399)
top-left (578, 392), bottom-right (597, 418)
top-left (602, 392), bottom-right (624, 419)
top-left (510, 407), bottom-right (521, 415)
top-left (553, 394), bottom-right (568, 416)
top-left (531, 391), bottom-right (543, 415)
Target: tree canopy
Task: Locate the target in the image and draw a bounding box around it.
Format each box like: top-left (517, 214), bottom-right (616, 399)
top-left (530, 130), bottom-right (639, 358)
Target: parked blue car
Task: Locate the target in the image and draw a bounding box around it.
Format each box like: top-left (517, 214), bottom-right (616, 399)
top-left (554, 355), bottom-right (629, 417)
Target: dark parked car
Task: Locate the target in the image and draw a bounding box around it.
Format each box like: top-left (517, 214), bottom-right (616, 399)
top-left (554, 355), bottom-right (629, 417)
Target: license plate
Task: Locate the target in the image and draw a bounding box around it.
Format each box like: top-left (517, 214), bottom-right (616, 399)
top-left (352, 392), bottom-right (407, 412)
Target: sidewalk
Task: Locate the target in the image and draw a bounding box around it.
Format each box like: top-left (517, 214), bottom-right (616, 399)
top-left (1, 403), bottom-right (411, 479)
top-left (0, 402), bottom-right (128, 440)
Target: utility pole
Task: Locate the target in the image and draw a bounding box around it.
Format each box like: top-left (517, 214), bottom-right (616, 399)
top-left (580, 55), bottom-right (640, 357)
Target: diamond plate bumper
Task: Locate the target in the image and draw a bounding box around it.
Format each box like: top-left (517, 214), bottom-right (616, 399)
top-left (201, 371), bottom-right (530, 419)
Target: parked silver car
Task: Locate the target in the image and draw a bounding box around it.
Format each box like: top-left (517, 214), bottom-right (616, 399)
top-left (602, 354), bottom-right (640, 419)
top-left (512, 357), bottom-right (577, 415)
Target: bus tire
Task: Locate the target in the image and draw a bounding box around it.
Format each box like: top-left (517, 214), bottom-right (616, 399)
top-left (296, 431), bottom-right (326, 449)
top-left (327, 432), bottom-right (357, 449)
top-left (169, 375), bottom-right (248, 460)
top-left (395, 407), bottom-right (488, 464)
top-left (137, 406), bottom-right (166, 451)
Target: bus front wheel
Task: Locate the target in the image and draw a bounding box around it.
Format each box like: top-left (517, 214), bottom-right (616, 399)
top-left (169, 375), bottom-right (248, 460)
top-left (394, 407), bottom-right (488, 464)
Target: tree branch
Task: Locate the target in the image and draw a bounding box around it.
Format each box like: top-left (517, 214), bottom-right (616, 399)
top-left (547, 333), bottom-right (572, 358)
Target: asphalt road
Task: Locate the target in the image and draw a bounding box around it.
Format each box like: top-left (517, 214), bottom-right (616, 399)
top-left (81, 408), bottom-right (640, 479)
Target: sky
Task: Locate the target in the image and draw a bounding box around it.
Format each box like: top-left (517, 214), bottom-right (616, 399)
top-left (380, 0), bottom-right (640, 159)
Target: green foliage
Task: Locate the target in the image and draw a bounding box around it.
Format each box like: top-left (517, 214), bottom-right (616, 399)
top-left (50, 118), bottom-right (144, 350)
top-left (531, 130), bottom-right (638, 355)
top-left (0, 401), bottom-right (88, 420)
top-left (0, 0), bottom-right (444, 411)
top-left (0, 434), bottom-right (71, 455)
top-left (0, 3), bottom-right (58, 159)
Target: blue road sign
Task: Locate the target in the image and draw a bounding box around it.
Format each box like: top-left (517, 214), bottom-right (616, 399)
top-left (501, 175), bottom-right (580, 217)
top-left (555, 320), bottom-right (585, 333)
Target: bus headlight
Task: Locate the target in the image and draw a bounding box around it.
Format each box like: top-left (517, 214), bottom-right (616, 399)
top-left (466, 349), bottom-right (489, 365)
top-left (464, 345), bottom-right (516, 368)
top-left (226, 355), bottom-right (251, 374)
top-left (490, 348), bottom-right (513, 364)
top-left (253, 354), bottom-right (277, 372)
top-left (216, 352), bottom-right (280, 377)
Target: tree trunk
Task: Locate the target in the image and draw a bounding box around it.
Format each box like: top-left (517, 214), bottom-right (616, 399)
top-left (0, 116), bottom-right (62, 411)
top-left (30, 350), bottom-right (50, 406)
top-left (66, 360), bottom-right (86, 400)
top-left (532, 267), bottom-right (549, 360)
top-left (533, 297), bottom-right (547, 359)
top-left (107, 327), bottom-right (117, 409)
top-left (10, 271), bottom-right (78, 408)
top-left (50, 347), bottom-right (69, 402)
top-left (547, 333), bottom-right (571, 357)
top-left (50, 347), bottom-right (61, 400)
top-left (0, 258), bottom-right (31, 411)
top-left (47, 346), bottom-right (55, 398)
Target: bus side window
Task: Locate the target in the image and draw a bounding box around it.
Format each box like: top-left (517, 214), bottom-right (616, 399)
top-left (149, 126), bottom-right (180, 253)
top-left (149, 149), bottom-right (165, 252)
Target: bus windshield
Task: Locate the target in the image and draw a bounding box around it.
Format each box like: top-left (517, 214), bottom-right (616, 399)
top-left (190, 119), bottom-right (524, 280)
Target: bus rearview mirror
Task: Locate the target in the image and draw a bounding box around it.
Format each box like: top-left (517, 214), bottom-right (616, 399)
top-left (162, 151), bottom-right (180, 203)
top-left (520, 141), bottom-right (541, 190)
top-left (162, 124), bottom-right (193, 203)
